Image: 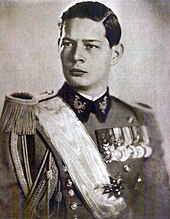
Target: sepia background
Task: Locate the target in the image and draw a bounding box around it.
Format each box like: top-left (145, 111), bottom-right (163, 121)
top-left (0, 0), bottom-right (170, 175)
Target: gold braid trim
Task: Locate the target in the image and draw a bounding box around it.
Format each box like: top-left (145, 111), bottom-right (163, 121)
top-left (25, 179), bottom-right (46, 218)
top-left (10, 132), bottom-right (29, 196)
top-left (38, 156), bottom-right (58, 209)
top-left (25, 151), bottom-right (58, 218)
top-left (0, 92), bottom-right (38, 135)
top-left (9, 123), bottom-right (58, 218)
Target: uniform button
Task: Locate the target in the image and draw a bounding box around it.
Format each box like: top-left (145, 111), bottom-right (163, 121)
top-left (71, 202), bottom-right (78, 210)
top-left (47, 90), bottom-right (54, 95)
top-left (68, 189), bottom-right (75, 197)
top-left (73, 215), bottom-right (78, 219)
top-left (127, 116), bottom-right (134, 124)
top-left (137, 177), bottom-right (142, 183)
top-left (123, 164), bottom-right (131, 172)
top-left (66, 179), bottom-right (73, 187)
top-left (62, 165), bottom-right (68, 172)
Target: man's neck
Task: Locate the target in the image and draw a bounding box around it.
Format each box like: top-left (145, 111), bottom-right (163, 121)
top-left (73, 84), bottom-right (108, 100)
top-left (78, 91), bottom-right (107, 101)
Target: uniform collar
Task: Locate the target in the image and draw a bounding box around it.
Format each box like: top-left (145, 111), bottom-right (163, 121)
top-left (58, 82), bottom-right (111, 123)
top-left (78, 90), bottom-right (107, 101)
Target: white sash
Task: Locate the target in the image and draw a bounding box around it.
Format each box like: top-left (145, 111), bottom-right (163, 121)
top-left (37, 96), bottom-right (126, 218)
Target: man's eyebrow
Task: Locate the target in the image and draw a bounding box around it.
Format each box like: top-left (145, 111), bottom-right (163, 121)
top-left (62, 37), bottom-right (101, 43)
top-left (62, 37), bottom-right (74, 41)
top-left (83, 39), bottom-right (101, 43)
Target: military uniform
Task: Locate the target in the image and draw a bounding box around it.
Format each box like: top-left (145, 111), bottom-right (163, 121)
top-left (0, 82), bottom-right (169, 219)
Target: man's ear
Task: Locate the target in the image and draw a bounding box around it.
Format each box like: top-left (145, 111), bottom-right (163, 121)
top-left (111, 44), bottom-right (124, 66)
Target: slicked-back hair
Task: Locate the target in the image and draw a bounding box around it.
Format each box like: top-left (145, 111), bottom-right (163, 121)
top-left (58, 1), bottom-right (122, 48)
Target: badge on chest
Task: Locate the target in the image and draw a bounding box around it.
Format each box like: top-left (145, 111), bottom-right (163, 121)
top-left (95, 126), bottom-right (152, 163)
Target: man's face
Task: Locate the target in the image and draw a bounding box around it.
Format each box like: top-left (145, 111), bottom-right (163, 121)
top-left (60, 18), bottom-right (113, 93)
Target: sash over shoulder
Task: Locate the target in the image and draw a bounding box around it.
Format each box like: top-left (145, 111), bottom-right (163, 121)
top-left (37, 96), bottom-right (126, 218)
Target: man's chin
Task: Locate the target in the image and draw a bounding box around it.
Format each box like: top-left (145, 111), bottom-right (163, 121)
top-left (65, 78), bottom-right (90, 89)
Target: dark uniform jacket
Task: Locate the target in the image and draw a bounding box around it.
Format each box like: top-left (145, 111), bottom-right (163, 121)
top-left (0, 82), bottom-right (169, 219)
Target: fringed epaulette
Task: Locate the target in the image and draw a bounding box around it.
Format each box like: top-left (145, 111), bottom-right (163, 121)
top-left (0, 90), bottom-right (57, 135)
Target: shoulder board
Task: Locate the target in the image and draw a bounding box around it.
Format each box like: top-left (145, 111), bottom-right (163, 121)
top-left (135, 102), bottom-right (152, 110)
top-left (0, 90), bottom-right (58, 135)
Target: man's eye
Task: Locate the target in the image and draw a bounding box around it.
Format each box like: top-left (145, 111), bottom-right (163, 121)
top-left (85, 44), bottom-right (99, 49)
top-left (62, 42), bottom-right (73, 47)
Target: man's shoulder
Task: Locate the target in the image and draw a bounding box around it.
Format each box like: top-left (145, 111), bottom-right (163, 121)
top-left (110, 95), bottom-right (153, 120)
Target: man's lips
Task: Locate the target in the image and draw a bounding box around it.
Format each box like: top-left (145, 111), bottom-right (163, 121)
top-left (69, 68), bottom-right (87, 76)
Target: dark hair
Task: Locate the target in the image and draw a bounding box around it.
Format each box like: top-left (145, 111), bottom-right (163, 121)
top-left (58, 1), bottom-right (122, 48)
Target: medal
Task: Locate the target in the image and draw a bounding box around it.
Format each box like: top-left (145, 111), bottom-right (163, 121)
top-left (95, 125), bottom-right (152, 163)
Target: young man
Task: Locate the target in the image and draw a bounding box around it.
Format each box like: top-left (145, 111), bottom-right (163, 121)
top-left (0, 1), bottom-right (169, 219)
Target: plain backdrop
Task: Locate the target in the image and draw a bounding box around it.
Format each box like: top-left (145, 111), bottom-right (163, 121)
top-left (0, 0), bottom-right (170, 175)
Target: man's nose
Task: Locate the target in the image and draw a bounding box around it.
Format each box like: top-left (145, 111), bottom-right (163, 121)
top-left (72, 44), bottom-right (86, 63)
